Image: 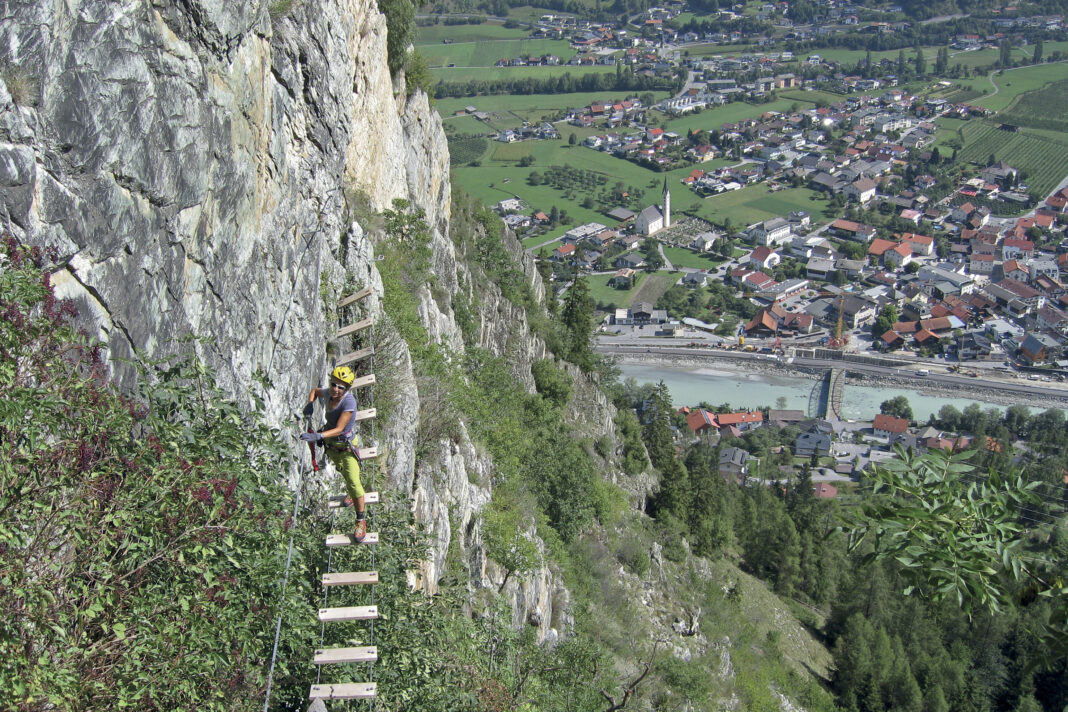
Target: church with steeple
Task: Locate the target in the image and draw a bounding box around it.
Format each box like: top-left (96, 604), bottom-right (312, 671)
top-left (635, 179), bottom-right (671, 236)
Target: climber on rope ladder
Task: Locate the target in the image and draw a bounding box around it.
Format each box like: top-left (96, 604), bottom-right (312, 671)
top-left (301, 366), bottom-right (367, 542)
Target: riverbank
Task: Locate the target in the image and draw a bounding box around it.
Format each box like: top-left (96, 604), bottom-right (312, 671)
top-left (611, 350), bottom-right (1068, 412)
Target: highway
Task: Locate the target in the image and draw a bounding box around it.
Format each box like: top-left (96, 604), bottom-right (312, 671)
top-left (597, 342), bottom-right (1068, 405)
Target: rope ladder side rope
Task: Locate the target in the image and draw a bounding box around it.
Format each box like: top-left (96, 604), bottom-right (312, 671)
top-left (309, 285), bottom-right (380, 706)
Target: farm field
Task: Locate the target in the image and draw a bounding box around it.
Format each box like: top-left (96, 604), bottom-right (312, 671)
top-left (663, 246), bottom-right (723, 270)
top-left (955, 121), bottom-right (1068, 198)
top-left (976, 61), bottom-right (1068, 111)
top-left (431, 64), bottom-right (618, 84)
top-left (587, 271), bottom-right (651, 309)
top-left (442, 114), bottom-right (486, 134)
top-left (998, 78), bottom-right (1068, 132)
top-left (418, 38), bottom-right (575, 67)
top-left (415, 23), bottom-right (528, 45)
top-left (451, 143), bottom-right (659, 239)
top-left (447, 136), bottom-right (490, 165)
top-left (457, 138), bottom-right (692, 225)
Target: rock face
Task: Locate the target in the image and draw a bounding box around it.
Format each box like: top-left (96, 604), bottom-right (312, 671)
top-left (0, 0), bottom-right (580, 641)
top-left (0, 0), bottom-right (457, 412)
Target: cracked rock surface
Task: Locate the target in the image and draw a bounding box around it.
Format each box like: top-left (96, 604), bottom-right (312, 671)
top-left (0, 0), bottom-right (443, 417)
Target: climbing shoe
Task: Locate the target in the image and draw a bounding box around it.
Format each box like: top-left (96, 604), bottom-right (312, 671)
top-left (342, 496), bottom-right (354, 508)
top-left (353, 515), bottom-right (367, 543)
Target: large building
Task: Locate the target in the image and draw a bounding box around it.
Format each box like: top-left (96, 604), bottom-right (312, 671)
top-left (635, 179), bottom-right (672, 236)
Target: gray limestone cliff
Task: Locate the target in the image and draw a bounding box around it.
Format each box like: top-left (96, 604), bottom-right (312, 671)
top-left (0, 0), bottom-right (613, 641)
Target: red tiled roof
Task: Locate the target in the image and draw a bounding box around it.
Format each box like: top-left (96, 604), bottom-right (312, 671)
top-left (874, 413), bottom-right (909, 433)
top-left (716, 411), bottom-right (764, 426)
top-left (868, 238), bottom-right (899, 256)
top-left (686, 409), bottom-right (718, 432)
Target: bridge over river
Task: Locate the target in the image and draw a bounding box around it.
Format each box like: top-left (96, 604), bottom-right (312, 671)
top-left (807, 369), bottom-right (845, 419)
top-left (598, 343), bottom-right (1068, 409)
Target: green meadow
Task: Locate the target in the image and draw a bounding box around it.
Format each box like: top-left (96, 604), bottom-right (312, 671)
top-left (663, 246), bottom-right (723, 270)
top-left (415, 23), bottom-right (528, 45)
top-left (695, 184), bottom-right (832, 227)
top-left (976, 61), bottom-right (1068, 111)
top-left (451, 123), bottom-right (834, 242)
top-left (587, 272), bottom-right (653, 309)
top-left (419, 38), bottom-right (576, 67)
top-left (431, 64), bottom-right (618, 84)
top-left (436, 91), bottom-right (671, 118)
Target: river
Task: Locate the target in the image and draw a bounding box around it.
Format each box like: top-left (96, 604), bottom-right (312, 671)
top-left (617, 362), bottom-right (1007, 421)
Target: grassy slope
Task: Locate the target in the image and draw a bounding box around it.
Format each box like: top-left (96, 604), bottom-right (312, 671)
top-left (975, 61), bottom-right (1068, 111)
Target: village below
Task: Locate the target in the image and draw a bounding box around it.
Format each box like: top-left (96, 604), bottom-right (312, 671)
top-left (420, 0), bottom-right (1068, 506)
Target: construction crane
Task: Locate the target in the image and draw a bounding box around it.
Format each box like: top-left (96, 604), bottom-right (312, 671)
top-left (827, 295), bottom-right (850, 349)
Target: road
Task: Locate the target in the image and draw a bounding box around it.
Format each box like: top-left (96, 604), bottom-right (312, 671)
top-left (596, 342), bottom-right (1068, 404)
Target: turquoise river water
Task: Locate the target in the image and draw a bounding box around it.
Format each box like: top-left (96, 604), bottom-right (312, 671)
top-left (617, 362), bottom-right (1007, 421)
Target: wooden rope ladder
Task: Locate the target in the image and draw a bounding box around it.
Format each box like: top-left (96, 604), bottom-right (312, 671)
top-left (309, 285), bottom-right (382, 704)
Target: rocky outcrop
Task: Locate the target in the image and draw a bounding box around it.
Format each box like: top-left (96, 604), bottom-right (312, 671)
top-left (0, 0), bottom-right (585, 643)
top-left (0, 0), bottom-right (430, 416)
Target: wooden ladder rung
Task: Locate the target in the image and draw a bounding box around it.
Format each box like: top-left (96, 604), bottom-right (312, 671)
top-left (322, 571), bottom-right (379, 587)
top-left (328, 491), bottom-right (379, 508)
top-left (319, 605), bottom-right (378, 622)
top-left (309, 682), bottom-right (376, 700)
top-left (350, 374), bottom-right (375, 388)
top-left (336, 347), bottom-right (374, 366)
top-left (352, 408), bottom-right (376, 422)
top-left (326, 532), bottom-right (379, 547)
top-left (314, 646), bottom-right (378, 665)
top-left (357, 446), bottom-right (378, 460)
top-left (338, 287), bottom-right (372, 309)
top-left (335, 317), bottom-right (374, 339)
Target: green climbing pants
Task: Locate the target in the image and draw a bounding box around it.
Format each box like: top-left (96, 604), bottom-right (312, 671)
top-left (326, 447), bottom-right (364, 501)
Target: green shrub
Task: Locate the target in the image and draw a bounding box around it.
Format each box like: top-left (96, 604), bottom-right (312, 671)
top-left (531, 358), bottom-right (571, 407)
top-left (0, 237), bottom-right (319, 708)
top-left (615, 537), bottom-right (650, 576)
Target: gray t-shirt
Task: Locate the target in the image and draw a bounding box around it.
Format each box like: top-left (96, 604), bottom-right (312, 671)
top-left (323, 391), bottom-right (357, 441)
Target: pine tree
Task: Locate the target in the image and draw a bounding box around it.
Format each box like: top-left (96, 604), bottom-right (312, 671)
top-left (686, 446), bottom-right (731, 556)
top-left (924, 684), bottom-right (949, 712)
top-left (645, 383), bottom-right (690, 521)
top-left (561, 277), bottom-right (594, 370)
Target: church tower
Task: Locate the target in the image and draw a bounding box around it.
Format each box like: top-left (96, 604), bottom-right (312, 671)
top-left (662, 178), bottom-right (671, 228)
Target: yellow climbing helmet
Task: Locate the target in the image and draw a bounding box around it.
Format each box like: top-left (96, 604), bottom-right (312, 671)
top-left (331, 365), bottom-right (355, 386)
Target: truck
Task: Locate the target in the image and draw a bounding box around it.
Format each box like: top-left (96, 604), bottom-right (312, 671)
top-left (917, 369), bottom-right (929, 376)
